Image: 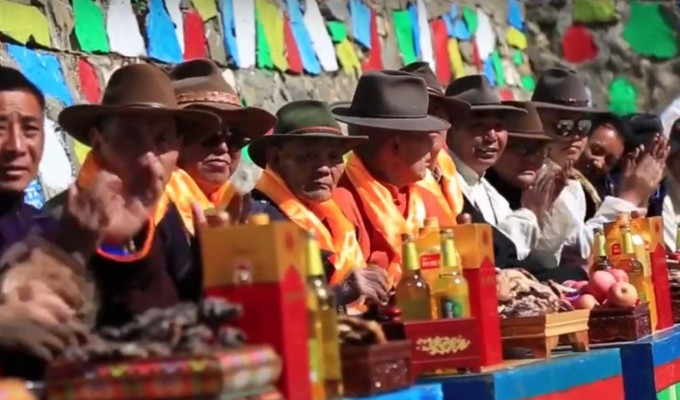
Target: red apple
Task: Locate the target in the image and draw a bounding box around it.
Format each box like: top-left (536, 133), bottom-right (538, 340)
top-left (609, 268), bottom-right (629, 283)
top-left (588, 270), bottom-right (617, 301)
top-left (572, 294), bottom-right (599, 310)
top-left (607, 282), bottom-right (639, 308)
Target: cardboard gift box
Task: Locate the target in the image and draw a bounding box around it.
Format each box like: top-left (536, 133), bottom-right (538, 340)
top-left (199, 220), bottom-right (310, 400)
top-left (45, 346), bottom-right (281, 400)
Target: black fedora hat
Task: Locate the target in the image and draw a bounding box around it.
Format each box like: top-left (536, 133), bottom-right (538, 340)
top-left (331, 71), bottom-right (450, 132)
top-left (248, 100), bottom-right (367, 168)
top-left (399, 61), bottom-right (470, 117)
top-left (445, 75), bottom-right (527, 118)
top-left (502, 101), bottom-right (551, 140)
top-left (531, 68), bottom-right (604, 114)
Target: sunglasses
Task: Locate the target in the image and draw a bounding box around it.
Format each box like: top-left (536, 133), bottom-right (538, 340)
top-left (201, 129), bottom-right (250, 150)
top-left (553, 119), bottom-right (592, 138)
top-left (506, 142), bottom-right (551, 158)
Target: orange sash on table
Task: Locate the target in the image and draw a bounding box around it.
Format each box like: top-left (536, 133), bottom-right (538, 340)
top-left (345, 153), bottom-right (426, 284)
top-left (256, 168), bottom-right (366, 284)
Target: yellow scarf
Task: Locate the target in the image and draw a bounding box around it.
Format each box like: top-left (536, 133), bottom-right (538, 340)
top-left (345, 153), bottom-right (426, 284)
top-left (256, 168), bottom-right (365, 284)
top-left (435, 150), bottom-right (464, 215)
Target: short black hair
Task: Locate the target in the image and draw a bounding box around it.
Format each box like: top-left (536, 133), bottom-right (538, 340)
top-left (590, 113), bottom-right (628, 145)
top-left (0, 66), bottom-right (45, 109)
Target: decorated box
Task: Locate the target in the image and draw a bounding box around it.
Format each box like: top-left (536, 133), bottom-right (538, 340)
top-left (452, 223), bottom-right (502, 367)
top-left (382, 318), bottom-right (481, 375)
top-left (202, 220), bottom-right (309, 399)
top-left (341, 340), bottom-right (413, 397)
top-left (45, 346), bottom-right (281, 400)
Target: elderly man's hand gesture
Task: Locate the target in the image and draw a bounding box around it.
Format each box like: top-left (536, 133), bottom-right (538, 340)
top-left (333, 265), bottom-right (389, 306)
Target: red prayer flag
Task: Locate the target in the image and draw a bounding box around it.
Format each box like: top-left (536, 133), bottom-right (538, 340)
top-left (183, 11), bottom-right (207, 60)
top-left (499, 88), bottom-right (514, 100)
top-left (77, 58), bottom-right (101, 103)
top-left (472, 41), bottom-right (482, 69)
top-left (562, 25), bottom-right (598, 64)
top-left (430, 19), bottom-right (451, 84)
top-left (362, 9), bottom-right (383, 71)
top-left (284, 14), bottom-right (303, 74)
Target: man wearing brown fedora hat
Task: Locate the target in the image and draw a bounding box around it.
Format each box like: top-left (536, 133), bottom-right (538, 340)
top-left (331, 70), bottom-right (453, 285)
top-left (53, 63), bottom-right (222, 328)
top-left (247, 100), bottom-right (388, 307)
top-left (170, 59), bottom-right (276, 212)
top-left (531, 68), bottom-right (668, 269)
top-left (400, 62), bottom-right (470, 224)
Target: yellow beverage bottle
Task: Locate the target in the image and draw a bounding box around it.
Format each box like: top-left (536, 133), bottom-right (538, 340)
top-left (431, 229), bottom-right (470, 319)
top-left (305, 231), bottom-right (343, 400)
top-left (416, 217), bottom-right (442, 288)
top-left (620, 224), bottom-right (657, 326)
top-left (590, 228), bottom-right (614, 276)
top-left (395, 233), bottom-right (432, 321)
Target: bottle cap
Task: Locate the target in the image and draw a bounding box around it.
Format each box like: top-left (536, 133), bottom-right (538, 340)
top-left (248, 214), bottom-right (270, 225)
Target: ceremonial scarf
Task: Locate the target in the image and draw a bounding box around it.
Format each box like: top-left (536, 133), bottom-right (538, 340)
top-left (345, 153), bottom-right (426, 284)
top-left (256, 168), bottom-right (366, 284)
top-left (436, 150), bottom-right (464, 215)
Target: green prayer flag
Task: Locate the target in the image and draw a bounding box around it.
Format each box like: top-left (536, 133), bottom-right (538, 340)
top-left (491, 50), bottom-right (505, 87)
top-left (513, 50), bottom-right (523, 66)
top-left (392, 10), bottom-right (417, 65)
top-left (608, 77), bottom-right (637, 116)
top-left (255, 9), bottom-right (273, 69)
top-left (462, 6), bottom-right (478, 35)
top-left (521, 75), bottom-right (535, 91)
top-left (573, 0), bottom-right (616, 23)
top-left (327, 21), bottom-right (347, 43)
top-left (242, 145), bottom-right (253, 164)
top-left (623, 0), bottom-right (677, 59)
top-left (73, 0), bottom-right (110, 53)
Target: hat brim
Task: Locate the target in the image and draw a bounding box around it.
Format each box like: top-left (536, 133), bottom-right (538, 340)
top-left (507, 131), bottom-right (553, 141)
top-left (470, 104), bottom-right (529, 118)
top-left (181, 102), bottom-right (276, 139)
top-left (58, 104), bottom-right (221, 146)
top-left (429, 93), bottom-right (471, 117)
top-left (330, 103), bottom-right (450, 132)
top-left (248, 132), bottom-right (367, 169)
top-left (532, 101), bottom-right (607, 115)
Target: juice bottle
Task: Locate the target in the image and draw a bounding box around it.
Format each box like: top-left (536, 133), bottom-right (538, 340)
top-left (416, 217), bottom-right (442, 288)
top-left (590, 228), bottom-right (613, 275)
top-left (431, 229), bottom-right (470, 319)
top-left (395, 233), bottom-right (432, 321)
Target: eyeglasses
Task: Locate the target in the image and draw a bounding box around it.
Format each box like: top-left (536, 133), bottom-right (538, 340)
top-left (506, 142), bottom-right (551, 158)
top-left (201, 129), bottom-right (250, 150)
top-left (554, 118), bottom-right (592, 138)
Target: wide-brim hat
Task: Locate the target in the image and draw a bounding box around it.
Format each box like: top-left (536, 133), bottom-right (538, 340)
top-left (531, 68), bottom-right (605, 115)
top-left (170, 59), bottom-right (276, 139)
top-left (331, 71), bottom-right (450, 133)
top-left (445, 75), bottom-right (527, 119)
top-left (502, 101), bottom-right (552, 140)
top-left (249, 100), bottom-right (366, 168)
top-left (399, 61), bottom-right (470, 118)
top-left (59, 64), bottom-right (220, 146)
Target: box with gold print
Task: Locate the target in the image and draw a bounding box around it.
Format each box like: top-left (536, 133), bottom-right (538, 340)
top-left (200, 220), bottom-right (310, 400)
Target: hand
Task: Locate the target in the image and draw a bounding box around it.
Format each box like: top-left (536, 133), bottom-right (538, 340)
top-left (456, 213), bottom-right (472, 225)
top-left (96, 171), bottom-right (153, 245)
top-left (550, 161), bottom-right (572, 204)
top-left (521, 170), bottom-right (556, 218)
top-left (618, 135), bottom-right (669, 206)
top-left (4, 281), bottom-right (76, 324)
top-left (192, 202), bottom-right (230, 228)
top-left (0, 302), bottom-right (84, 362)
top-left (334, 265), bottom-right (389, 306)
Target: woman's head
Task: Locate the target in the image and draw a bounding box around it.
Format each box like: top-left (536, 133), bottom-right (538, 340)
top-left (575, 116), bottom-right (626, 182)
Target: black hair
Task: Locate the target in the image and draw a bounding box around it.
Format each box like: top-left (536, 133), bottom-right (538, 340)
top-left (589, 113), bottom-right (630, 149)
top-left (0, 66), bottom-right (45, 109)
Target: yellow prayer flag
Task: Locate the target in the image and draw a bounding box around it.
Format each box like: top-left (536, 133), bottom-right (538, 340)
top-left (506, 27), bottom-right (527, 50)
top-left (255, 0), bottom-right (288, 72)
top-left (191, 0), bottom-right (218, 21)
top-left (73, 141), bottom-right (91, 166)
top-left (448, 38), bottom-right (465, 79)
top-left (0, 0), bottom-right (51, 47)
top-left (336, 40), bottom-right (362, 77)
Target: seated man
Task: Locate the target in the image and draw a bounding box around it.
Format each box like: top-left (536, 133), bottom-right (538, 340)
top-left (170, 59), bottom-right (276, 213)
top-left (331, 71), bottom-right (451, 284)
top-left (54, 63), bottom-right (221, 327)
top-left (247, 100), bottom-right (387, 306)
top-left (399, 62), bottom-right (470, 223)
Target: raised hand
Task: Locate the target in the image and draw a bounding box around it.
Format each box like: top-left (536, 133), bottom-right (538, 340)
top-left (334, 265), bottom-right (389, 306)
top-left (618, 135), bottom-right (669, 206)
top-left (521, 168), bottom-right (556, 218)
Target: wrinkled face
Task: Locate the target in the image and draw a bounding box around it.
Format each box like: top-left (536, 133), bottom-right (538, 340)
top-left (493, 138), bottom-right (550, 188)
top-left (92, 114), bottom-right (181, 190)
top-left (179, 123), bottom-right (246, 195)
top-left (0, 90), bottom-right (44, 194)
top-left (392, 132), bottom-right (439, 182)
top-left (575, 124), bottom-right (625, 181)
top-left (267, 138), bottom-right (345, 203)
top-left (540, 109), bottom-right (590, 167)
top-left (448, 113), bottom-right (508, 175)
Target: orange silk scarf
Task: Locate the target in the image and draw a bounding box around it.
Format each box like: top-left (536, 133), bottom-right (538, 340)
top-left (345, 153), bottom-right (426, 284)
top-left (414, 151), bottom-right (462, 226)
top-left (256, 168), bottom-right (366, 284)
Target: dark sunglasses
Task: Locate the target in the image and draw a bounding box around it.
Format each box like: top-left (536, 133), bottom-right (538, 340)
top-left (201, 129), bottom-right (250, 150)
top-left (506, 142), bottom-right (551, 158)
top-left (554, 119), bottom-right (592, 138)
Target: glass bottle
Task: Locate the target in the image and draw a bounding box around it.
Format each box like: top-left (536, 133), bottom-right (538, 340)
top-left (395, 233), bottom-right (432, 321)
top-left (305, 231), bottom-right (343, 400)
top-left (431, 229), bottom-right (470, 319)
top-left (621, 223), bottom-right (646, 303)
top-left (590, 228), bottom-right (613, 274)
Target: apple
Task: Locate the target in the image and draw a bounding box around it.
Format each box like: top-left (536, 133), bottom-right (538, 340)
top-left (607, 282), bottom-right (639, 308)
top-left (609, 269), bottom-right (629, 283)
top-left (572, 294), bottom-right (599, 310)
top-left (588, 271), bottom-right (617, 301)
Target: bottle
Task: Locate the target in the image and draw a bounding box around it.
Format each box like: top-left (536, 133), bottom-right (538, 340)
top-left (395, 233), bottom-right (432, 321)
top-left (416, 217), bottom-right (442, 287)
top-left (431, 229), bottom-right (470, 319)
top-left (621, 224), bottom-right (646, 302)
top-left (590, 228), bottom-right (613, 274)
top-left (305, 231), bottom-right (343, 400)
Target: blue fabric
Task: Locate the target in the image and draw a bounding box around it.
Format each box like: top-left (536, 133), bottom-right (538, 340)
top-left (221, 0), bottom-right (240, 66)
top-left (408, 3), bottom-right (420, 58)
top-left (286, 0), bottom-right (322, 74)
top-left (145, 0), bottom-right (182, 63)
top-left (349, 0), bottom-right (371, 49)
top-left (7, 44), bottom-right (73, 106)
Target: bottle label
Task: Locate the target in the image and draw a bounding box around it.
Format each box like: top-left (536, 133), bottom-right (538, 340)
top-left (439, 297), bottom-right (463, 318)
top-left (308, 339), bottom-right (321, 383)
